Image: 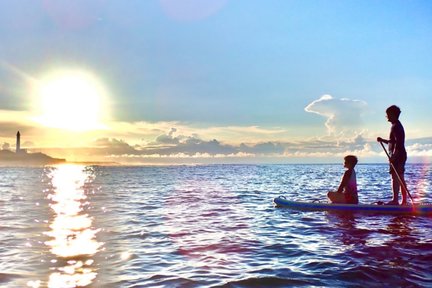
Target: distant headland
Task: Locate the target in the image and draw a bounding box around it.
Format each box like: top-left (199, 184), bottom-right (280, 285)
top-left (0, 131), bottom-right (66, 166)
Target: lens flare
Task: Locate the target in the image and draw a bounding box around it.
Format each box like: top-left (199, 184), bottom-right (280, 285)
top-left (411, 163), bottom-right (431, 203)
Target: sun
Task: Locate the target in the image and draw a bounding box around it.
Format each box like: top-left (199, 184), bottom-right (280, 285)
top-left (33, 70), bottom-right (109, 131)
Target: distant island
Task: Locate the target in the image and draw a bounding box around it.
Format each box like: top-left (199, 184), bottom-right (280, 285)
top-left (0, 131), bottom-right (65, 166)
top-left (0, 149), bottom-right (66, 165)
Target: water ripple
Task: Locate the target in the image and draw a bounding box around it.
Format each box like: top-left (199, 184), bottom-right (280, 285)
top-left (1, 164), bottom-right (431, 287)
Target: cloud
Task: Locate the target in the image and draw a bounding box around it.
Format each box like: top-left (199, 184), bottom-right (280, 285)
top-left (23, 141), bottom-right (34, 147)
top-left (148, 129), bottom-right (292, 157)
top-left (0, 110), bottom-right (37, 137)
top-left (3, 113), bottom-right (428, 164)
top-left (150, 130), bottom-right (238, 155)
top-left (240, 142), bottom-right (285, 155)
top-left (305, 95), bottom-right (367, 134)
top-left (154, 128), bottom-right (180, 145)
top-left (93, 138), bottom-right (138, 155)
top-left (30, 131), bottom-right (432, 164)
top-left (407, 142), bottom-right (432, 157)
top-left (88, 129), bottom-right (289, 159)
top-left (2, 142), bottom-right (11, 150)
top-left (91, 128), bottom-right (372, 160)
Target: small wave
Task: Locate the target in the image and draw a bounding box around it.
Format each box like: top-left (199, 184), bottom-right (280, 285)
top-left (0, 272), bottom-right (22, 284)
top-left (3, 164), bottom-right (432, 287)
top-left (337, 266), bottom-right (420, 287)
top-left (129, 274), bottom-right (203, 287)
top-left (216, 276), bottom-right (319, 287)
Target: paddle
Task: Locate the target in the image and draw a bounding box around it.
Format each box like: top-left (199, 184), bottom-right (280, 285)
top-left (379, 141), bottom-right (414, 204)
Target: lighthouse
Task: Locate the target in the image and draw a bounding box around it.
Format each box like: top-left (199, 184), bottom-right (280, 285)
top-left (16, 131), bottom-right (21, 153)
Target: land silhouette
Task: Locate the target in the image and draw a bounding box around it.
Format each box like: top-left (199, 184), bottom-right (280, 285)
top-left (0, 149), bottom-right (65, 166)
top-left (0, 131), bottom-right (65, 166)
top-left (0, 131), bottom-right (120, 166)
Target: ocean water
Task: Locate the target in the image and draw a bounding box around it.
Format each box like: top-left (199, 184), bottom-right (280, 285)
top-left (1, 163), bottom-right (431, 288)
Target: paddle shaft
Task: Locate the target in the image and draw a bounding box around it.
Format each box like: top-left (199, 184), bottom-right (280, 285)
top-left (379, 141), bottom-right (414, 203)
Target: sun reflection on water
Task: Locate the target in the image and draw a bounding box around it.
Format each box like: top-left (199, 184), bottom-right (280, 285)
top-left (412, 164), bottom-right (431, 203)
top-left (43, 164), bottom-right (102, 288)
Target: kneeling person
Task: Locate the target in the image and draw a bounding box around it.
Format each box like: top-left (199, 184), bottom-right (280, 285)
top-left (328, 155), bottom-right (358, 204)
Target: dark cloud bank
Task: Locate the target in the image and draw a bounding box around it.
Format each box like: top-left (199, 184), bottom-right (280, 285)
top-left (70, 130), bottom-right (431, 164)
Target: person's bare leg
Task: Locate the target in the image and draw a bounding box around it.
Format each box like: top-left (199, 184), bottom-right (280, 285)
top-left (391, 174), bottom-right (400, 204)
top-left (327, 191), bottom-right (346, 204)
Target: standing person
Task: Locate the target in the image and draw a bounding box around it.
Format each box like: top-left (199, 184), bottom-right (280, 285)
top-left (377, 105), bottom-right (408, 205)
top-left (328, 155), bottom-right (359, 204)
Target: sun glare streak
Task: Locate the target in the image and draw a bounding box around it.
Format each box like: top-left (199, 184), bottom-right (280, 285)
top-left (32, 70), bottom-right (109, 131)
top-left (412, 163), bottom-right (431, 203)
top-left (0, 59), bottom-right (37, 84)
top-left (43, 165), bottom-right (102, 287)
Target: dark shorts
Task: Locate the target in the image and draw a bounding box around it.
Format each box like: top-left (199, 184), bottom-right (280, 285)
top-left (389, 154), bottom-right (407, 175)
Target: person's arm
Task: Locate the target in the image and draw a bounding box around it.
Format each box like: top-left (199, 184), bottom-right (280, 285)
top-left (377, 137), bottom-right (390, 144)
top-left (336, 169), bottom-right (352, 193)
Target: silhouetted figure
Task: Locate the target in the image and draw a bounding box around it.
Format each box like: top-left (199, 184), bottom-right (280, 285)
top-left (327, 155), bottom-right (359, 204)
top-left (16, 131), bottom-right (21, 153)
top-left (377, 105), bottom-right (407, 205)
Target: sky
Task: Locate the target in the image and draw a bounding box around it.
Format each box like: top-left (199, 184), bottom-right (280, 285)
top-left (0, 0), bottom-right (431, 164)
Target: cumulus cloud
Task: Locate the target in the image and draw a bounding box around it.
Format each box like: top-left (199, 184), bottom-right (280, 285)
top-left (90, 128), bottom-right (378, 162)
top-left (88, 129), bottom-right (291, 159)
top-left (93, 138), bottom-right (138, 155)
top-left (151, 130), bottom-right (238, 155)
top-left (305, 95), bottom-right (367, 134)
top-left (30, 131), bottom-right (432, 164)
top-left (406, 142), bottom-right (432, 157)
top-left (154, 128), bottom-right (180, 145)
top-left (89, 128), bottom-right (385, 161)
top-left (2, 142), bottom-right (11, 150)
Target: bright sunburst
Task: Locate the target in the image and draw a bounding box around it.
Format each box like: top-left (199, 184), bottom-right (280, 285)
top-left (33, 70), bottom-right (109, 131)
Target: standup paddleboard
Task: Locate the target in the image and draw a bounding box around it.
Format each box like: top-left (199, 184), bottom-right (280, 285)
top-left (274, 196), bottom-right (432, 216)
